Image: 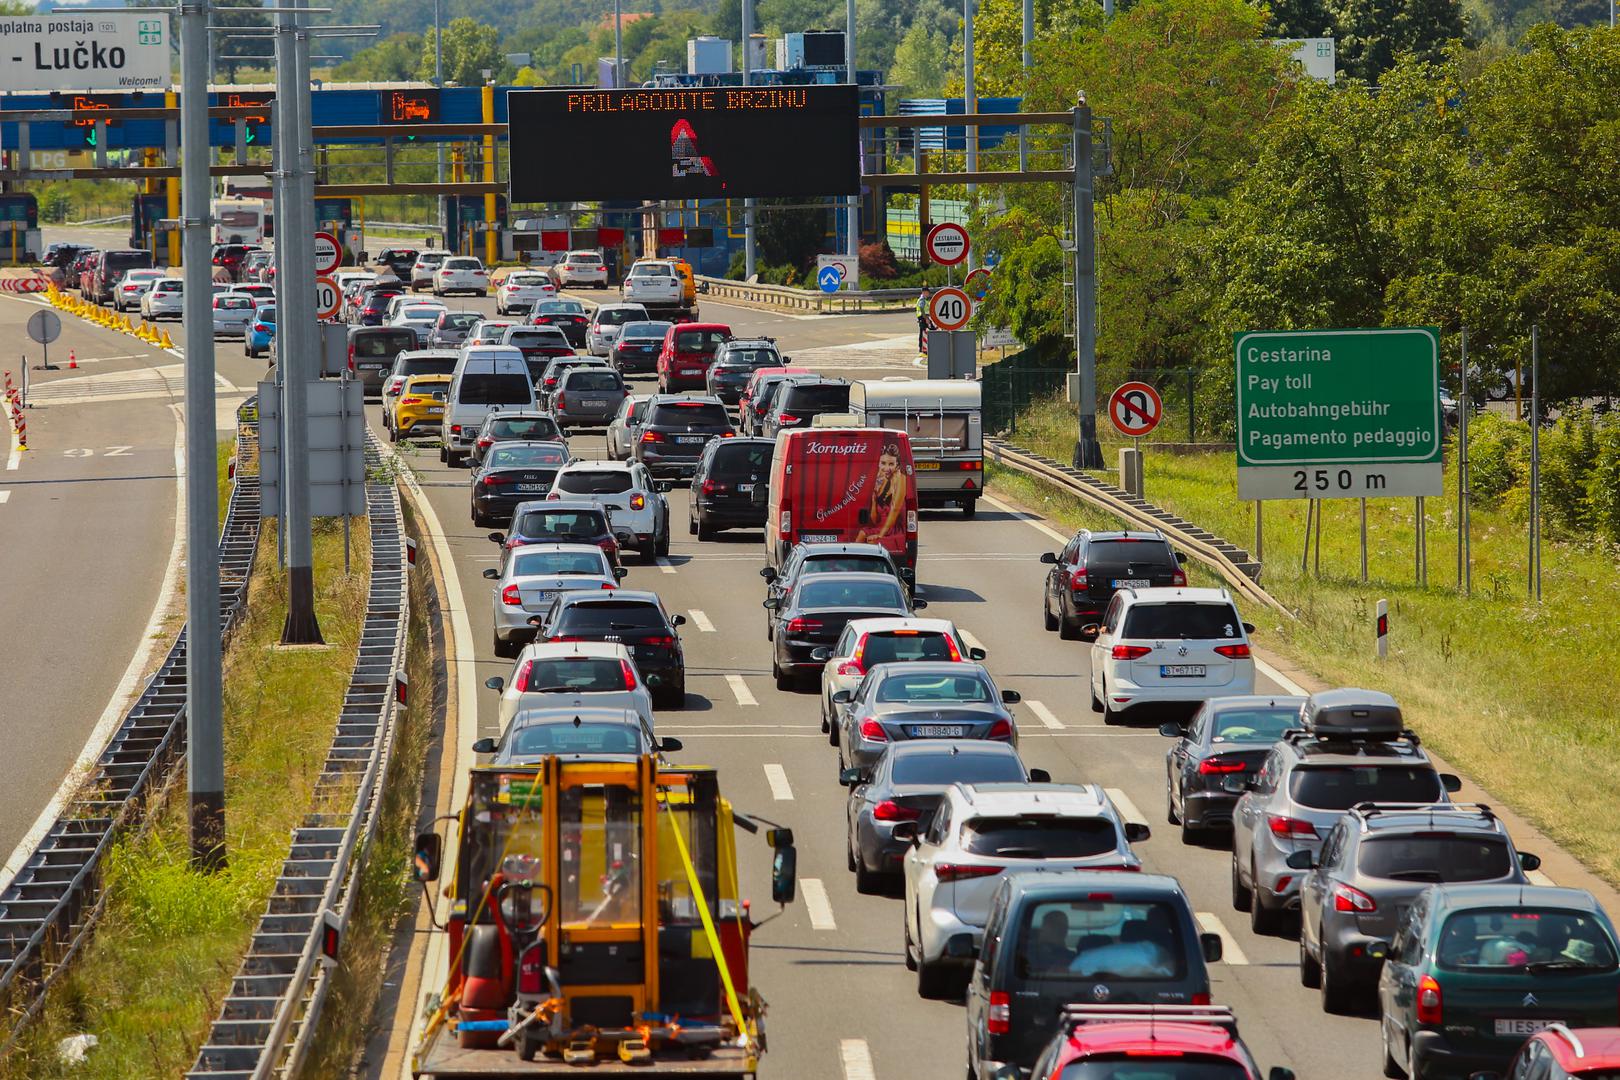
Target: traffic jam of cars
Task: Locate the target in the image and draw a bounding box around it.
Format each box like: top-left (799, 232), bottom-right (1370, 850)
top-left (336, 256), bottom-right (1620, 1080)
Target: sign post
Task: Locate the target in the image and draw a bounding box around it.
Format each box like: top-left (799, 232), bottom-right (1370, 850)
top-left (27, 309), bottom-right (60, 371)
top-left (816, 264), bottom-right (842, 294)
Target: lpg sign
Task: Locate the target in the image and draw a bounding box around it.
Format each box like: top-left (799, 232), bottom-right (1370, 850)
top-left (0, 13), bottom-right (171, 92)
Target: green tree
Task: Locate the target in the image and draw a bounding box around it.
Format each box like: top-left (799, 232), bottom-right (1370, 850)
top-left (889, 20), bottom-right (950, 96)
top-left (1266, 0), bottom-right (1338, 37)
top-left (421, 17), bottom-right (504, 85)
top-left (212, 0), bottom-right (275, 81)
top-left (1332, 0), bottom-right (1466, 83)
top-left (333, 32), bottom-right (423, 82)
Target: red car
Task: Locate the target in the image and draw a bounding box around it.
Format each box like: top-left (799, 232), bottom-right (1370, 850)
top-left (1496, 1026), bottom-right (1620, 1079)
top-left (1029, 1005), bottom-right (1294, 1080)
top-left (656, 321), bottom-right (731, 393)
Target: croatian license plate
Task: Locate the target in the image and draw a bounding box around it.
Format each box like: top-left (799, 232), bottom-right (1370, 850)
top-left (1113, 578), bottom-right (1151, 588)
top-left (914, 461), bottom-right (941, 470)
top-left (426, 406), bottom-right (444, 415)
top-left (738, 484), bottom-right (754, 494)
top-left (516, 483), bottom-right (548, 493)
top-left (800, 533), bottom-right (837, 542)
top-left (911, 725), bottom-right (967, 738)
top-left (675, 435), bottom-right (704, 445)
top-left (1161, 664), bottom-right (1207, 677)
top-left (583, 399), bottom-right (607, 408)
top-left (1495, 1019), bottom-right (1561, 1037)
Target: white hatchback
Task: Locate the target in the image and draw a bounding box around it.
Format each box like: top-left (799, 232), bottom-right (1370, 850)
top-left (495, 271), bottom-right (556, 315)
top-left (434, 255), bottom-right (489, 297)
top-left (410, 250), bottom-right (451, 290)
top-left (1087, 586), bottom-right (1256, 724)
top-left (484, 640), bottom-right (656, 734)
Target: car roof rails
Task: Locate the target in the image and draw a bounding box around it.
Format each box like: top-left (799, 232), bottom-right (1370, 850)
top-left (1351, 801), bottom-right (1495, 828)
top-left (1060, 1003), bottom-right (1239, 1037)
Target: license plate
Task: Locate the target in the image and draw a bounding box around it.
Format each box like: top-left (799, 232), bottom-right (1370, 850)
top-left (516, 483), bottom-right (549, 493)
top-left (914, 461), bottom-right (941, 470)
top-left (1495, 1019), bottom-right (1562, 1037)
top-left (583, 399), bottom-right (607, 408)
top-left (1161, 664), bottom-right (1207, 677)
top-left (911, 725), bottom-right (967, 738)
top-left (1221, 774), bottom-right (1249, 792)
top-left (738, 484), bottom-right (754, 494)
top-left (1113, 578), bottom-right (1151, 588)
top-left (675, 435), bottom-right (704, 445)
top-left (426, 406), bottom-right (444, 414)
top-left (800, 533), bottom-right (837, 542)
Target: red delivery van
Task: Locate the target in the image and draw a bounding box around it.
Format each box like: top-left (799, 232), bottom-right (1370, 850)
top-left (765, 427), bottom-right (919, 571)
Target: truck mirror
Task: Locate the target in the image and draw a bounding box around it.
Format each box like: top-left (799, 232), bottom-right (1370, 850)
top-left (771, 844), bottom-right (797, 905)
top-left (412, 831), bottom-right (442, 883)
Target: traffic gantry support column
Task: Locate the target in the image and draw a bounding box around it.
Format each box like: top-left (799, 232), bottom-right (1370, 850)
top-left (1072, 96), bottom-right (1103, 470)
top-left (483, 83), bottom-right (497, 266)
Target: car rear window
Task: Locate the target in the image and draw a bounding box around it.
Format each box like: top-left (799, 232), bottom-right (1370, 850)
top-left (780, 383), bottom-right (850, 412)
top-left (1289, 765), bottom-right (1441, 810)
top-left (457, 374), bottom-right (532, 405)
top-left (518, 658), bottom-right (626, 692)
top-left (875, 672), bottom-right (991, 703)
top-left (860, 631), bottom-right (957, 665)
top-left (1085, 539), bottom-right (1178, 575)
top-left (1436, 909), bottom-right (1618, 972)
top-left (490, 417), bottom-right (560, 441)
top-left (594, 307), bottom-right (643, 326)
top-left (648, 402), bottom-right (730, 428)
top-left (557, 470), bottom-right (635, 495)
top-left (961, 817), bottom-right (1120, 858)
top-left (354, 331), bottom-right (413, 357)
top-left (510, 551), bottom-right (607, 577)
top-left (1210, 707), bottom-right (1299, 743)
top-left (402, 379), bottom-right (447, 399)
top-left (445, 258), bottom-right (481, 270)
top-left (890, 750), bottom-right (1026, 786)
top-left (1017, 900), bottom-right (1189, 980)
top-left (804, 555), bottom-right (892, 577)
top-left (565, 371), bottom-right (623, 393)
top-left (712, 443), bottom-right (773, 472)
top-left (441, 312), bottom-right (480, 329)
top-left (719, 348), bottom-right (780, 367)
top-left (632, 264), bottom-right (672, 278)
top-left (554, 601), bottom-right (668, 632)
top-left (1059, 1059), bottom-right (1249, 1080)
top-left (621, 321), bottom-right (671, 340)
top-left (515, 509), bottom-right (606, 539)
top-left (541, 300), bottom-right (587, 315)
top-left (401, 356), bottom-right (458, 378)
top-left (674, 329), bottom-right (728, 354)
top-left (799, 579), bottom-right (906, 610)
top-left (506, 331), bottom-right (548, 349)
top-left (508, 723), bottom-right (642, 757)
top-left (1357, 835), bottom-right (1513, 882)
top-left (488, 445), bottom-right (565, 469)
top-left (1121, 603), bottom-right (1242, 640)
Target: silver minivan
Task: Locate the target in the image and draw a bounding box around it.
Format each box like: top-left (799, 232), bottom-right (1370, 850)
top-left (552, 366), bottom-right (628, 430)
top-left (442, 345), bottom-right (538, 468)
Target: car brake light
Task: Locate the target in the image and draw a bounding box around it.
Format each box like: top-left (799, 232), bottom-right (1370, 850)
top-left (701, 479), bottom-right (727, 495)
top-left (1069, 568), bottom-right (1089, 590)
top-left (836, 660), bottom-right (864, 676)
top-left (399, 396), bottom-right (423, 405)
top-left (451, 425), bottom-right (463, 435)
top-left (477, 437), bottom-right (493, 448)
top-left (777, 413), bottom-right (800, 425)
top-left (555, 393), bottom-right (566, 410)
top-left (907, 509), bottom-right (918, 533)
top-left (481, 474), bottom-right (509, 487)
top-left (641, 431), bottom-right (665, 443)
top-left (858, 717), bottom-right (887, 742)
top-left (1172, 570), bottom-right (1188, 586)
top-left (721, 431), bottom-right (735, 438)
top-left (785, 617), bottom-right (823, 635)
top-left (1416, 975), bottom-right (1442, 1024)
top-left (1191, 992), bottom-right (1212, 1007)
top-left (1333, 884), bottom-right (1377, 913)
top-left (1267, 815), bottom-right (1318, 838)
top-left (872, 800), bottom-right (919, 821)
top-left (987, 991), bottom-right (1010, 1035)
top-left (347, 344), bottom-right (355, 372)
top-left (629, 493), bottom-right (646, 511)
top-left (943, 636), bottom-right (963, 661)
top-left (638, 635), bottom-right (675, 647)
top-left (1214, 643), bottom-right (1251, 658)
top-left (1112, 644), bottom-right (1152, 660)
top-left (1198, 757), bottom-right (1248, 776)
top-left (501, 585), bottom-right (522, 607)
top-left (620, 660), bottom-right (637, 689)
top-left (987, 718), bottom-right (1014, 741)
top-left (779, 510), bottom-right (791, 534)
top-left (598, 537), bottom-right (618, 555)
top-left (511, 660), bottom-right (533, 692)
top-left (935, 863), bottom-right (1002, 883)
top-left (545, 377), bottom-right (559, 386)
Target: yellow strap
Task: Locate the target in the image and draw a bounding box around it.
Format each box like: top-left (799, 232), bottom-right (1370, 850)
top-left (659, 792), bottom-right (750, 1043)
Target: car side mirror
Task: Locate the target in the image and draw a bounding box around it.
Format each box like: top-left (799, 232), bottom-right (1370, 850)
top-left (1124, 822), bottom-right (1151, 843)
top-left (527, 615), bottom-right (545, 627)
top-left (658, 737), bottom-right (684, 753)
top-left (1159, 722), bottom-right (1183, 737)
top-left (943, 933), bottom-right (978, 960)
top-left (891, 821), bottom-right (920, 844)
top-left (484, 676), bottom-right (504, 692)
top-left (771, 843), bottom-right (796, 905)
top-left (412, 831), bottom-right (442, 882)
top-left (1039, 551), bottom-right (1058, 564)
top-left (1175, 552), bottom-right (1187, 564)
top-left (1268, 1069), bottom-right (1297, 1080)
top-left (1440, 773), bottom-right (1462, 793)
top-left (487, 531), bottom-right (505, 544)
top-left (1200, 932), bottom-right (1223, 964)
top-left (471, 737), bottom-right (497, 754)
top-left (762, 597), bottom-right (781, 610)
top-left (1080, 624), bottom-right (1102, 641)
top-left (1243, 777), bottom-right (1260, 792)
top-left (1519, 852), bottom-right (1542, 873)
top-left (614, 567), bottom-right (628, 580)
top-left (759, 567), bottom-right (777, 581)
top-left (831, 690), bottom-right (853, 704)
top-left (911, 598), bottom-right (928, 610)
top-left (838, 766), bottom-right (866, 787)
top-left (1242, 622), bottom-right (1256, 634)
top-left (670, 614), bottom-right (685, 626)
top-left (781, 355), bottom-right (791, 363)
top-left (1365, 940), bottom-right (1390, 961)
top-left (1285, 850), bottom-right (1315, 871)
top-left (810, 647), bottom-right (831, 662)
top-left (1000, 689), bottom-right (1021, 705)
top-left (656, 481), bottom-right (673, 493)
top-left (1029, 768), bottom-right (1051, 783)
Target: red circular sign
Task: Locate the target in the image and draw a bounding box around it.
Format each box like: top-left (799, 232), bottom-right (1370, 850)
top-left (1108, 381), bottom-right (1163, 437)
top-left (924, 222), bottom-right (970, 267)
top-left (313, 231), bottom-right (341, 275)
top-left (315, 275), bottom-right (342, 320)
top-left (928, 287), bottom-right (972, 331)
top-left (964, 267), bottom-right (992, 299)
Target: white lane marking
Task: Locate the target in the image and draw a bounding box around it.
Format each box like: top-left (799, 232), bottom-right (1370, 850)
top-left (5, 395), bottom-right (18, 469)
top-left (1254, 657), bottom-right (1308, 696)
top-left (1027, 700), bottom-right (1065, 730)
top-left (983, 492), bottom-right (1070, 544)
top-left (0, 490), bottom-right (9, 503)
top-left (803, 878), bottom-right (837, 931)
top-left (1105, 787), bottom-right (1149, 827)
top-left (725, 674), bottom-right (758, 707)
top-left (959, 628), bottom-right (987, 655)
top-left (0, 406), bottom-right (184, 891)
top-left (1196, 912), bottom-right (1250, 966)
top-left (840, 1038), bottom-right (876, 1080)
top-left (1527, 869), bottom-right (1557, 887)
top-left (655, 557), bottom-right (676, 574)
top-left (763, 763), bottom-right (794, 801)
top-left (689, 608), bottom-right (716, 632)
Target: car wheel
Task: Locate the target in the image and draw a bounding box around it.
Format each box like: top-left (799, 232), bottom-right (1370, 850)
top-left (640, 543), bottom-right (658, 565)
top-left (697, 516), bottom-right (714, 542)
top-left (1100, 689), bottom-right (1119, 726)
top-left (1320, 951), bottom-right (1354, 1014)
top-left (1230, 854), bottom-right (1252, 912)
top-left (1249, 861), bottom-right (1282, 934)
top-left (1165, 777), bottom-right (1181, 825)
top-left (688, 512), bottom-right (697, 536)
top-left (853, 851), bottom-right (881, 896)
top-left (846, 826), bottom-right (858, 872)
top-left (1091, 683), bottom-right (1103, 713)
top-left (493, 633), bottom-right (514, 659)
top-left (1058, 615), bottom-right (1081, 641)
top-left (773, 655), bottom-right (792, 692)
top-left (656, 528), bottom-right (670, 557)
top-left (961, 499), bottom-right (977, 519)
top-left (1299, 932), bottom-right (1322, 988)
top-left (448, 452), bottom-right (464, 468)
top-left (1382, 1027), bottom-right (1407, 1079)
top-left (1042, 593), bottom-right (1058, 631)
top-left (917, 956), bottom-right (955, 1000)
top-left (438, 445), bottom-right (447, 464)
top-left (388, 425), bottom-right (398, 444)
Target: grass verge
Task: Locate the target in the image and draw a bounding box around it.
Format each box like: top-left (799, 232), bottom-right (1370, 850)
top-left (998, 393), bottom-right (1620, 888)
top-left (0, 514), bottom-right (370, 1079)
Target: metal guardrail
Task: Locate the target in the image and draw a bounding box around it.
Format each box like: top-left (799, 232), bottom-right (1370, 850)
top-left (62, 215), bottom-right (132, 228)
top-left (0, 401), bottom-right (262, 1051)
top-left (696, 274), bottom-right (921, 315)
top-left (986, 437), bottom-right (1290, 619)
top-left (187, 431), bottom-right (408, 1080)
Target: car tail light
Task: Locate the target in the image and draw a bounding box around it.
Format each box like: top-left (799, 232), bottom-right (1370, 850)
top-left (943, 636), bottom-right (963, 661)
top-left (451, 425), bottom-right (463, 435)
top-left (629, 493), bottom-right (646, 511)
top-left (701, 479), bottom-right (727, 495)
top-left (641, 430), bottom-right (665, 443)
top-left (836, 660), bottom-right (864, 676)
top-left (598, 537), bottom-right (618, 556)
top-left (777, 413), bottom-right (800, 425)
top-left (721, 431), bottom-right (735, 438)
top-left (400, 396), bottom-right (422, 406)
top-left (907, 509), bottom-right (918, 534)
top-left (481, 473), bottom-right (508, 486)
top-left (1112, 644), bottom-right (1152, 660)
top-left (1172, 569), bottom-right (1188, 586)
top-left (637, 635), bottom-right (675, 647)
top-left (858, 717), bottom-right (887, 742)
top-left (545, 376), bottom-right (559, 387)
top-left (548, 635), bottom-right (584, 644)
top-left (987, 991), bottom-right (1010, 1035)
top-left (1333, 884), bottom-right (1377, 913)
top-left (478, 437), bottom-right (493, 449)
top-left (554, 393), bottom-right (565, 410)
top-left (1416, 975), bottom-right (1443, 1025)
top-left (347, 344), bottom-right (355, 372)
top-left (1069, 568), bottom-right (1088, 590)
top-left (1267, 815), bottom-right (1318, 838)
top-left (785, 617), bottom-right (823, 635)
top-left (1214, 643), bottom-right (1251, 658)
top-left (779, 510), bottom-right (791, 534)
top-left (987, 718), bottom-right (1014, 741)
top-left (599, 581), bottom-right (616, 590)
top-left (620, 660), bottom-right (637, 689)
top-left (871, 800), bottom-right (919, 822)
top-left (501, 585), bottom-right (522, 607)
top-left (1198, 757), bottom-right (1246, 774)
top-left (935, 863), bottom-right (1002, 883)
top-left (1191, 992), bottom-right (1212, 1007)
top-left (511, 660), bottom-right (533, 691)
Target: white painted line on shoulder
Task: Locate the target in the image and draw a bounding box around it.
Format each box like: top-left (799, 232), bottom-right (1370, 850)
top-left (1527, 869), bottom-right (1557, 887)
top-left (763, 763), bottom-right (794, 801)
top-left (0, 490), bottom-right (9, 504)
top-left (689, 609), bottom-right (716, 632)
top-left (803, 878), bottom-right (837, 931)
top-left (1195, 912), bottom-right (1250, 966)
top-left (982, 493), bottom-right (1070, 544)
top-left (1027, 700), bottom-right (1065, 730)
top-left (1254, 657), bottom-right (1307, 696)
top-left (655, 557), bottom-right (676, 575)
top-left (840, 1039), bottom-right (876, 1080)
top-left (959, 629), bottom-right (987, 655)
top-left (1104, 787), bottom-right (1149, 827)
top-left (5, 402), bottom-right (18, 470)
top-left (725, 674), bottom-right (758, 707)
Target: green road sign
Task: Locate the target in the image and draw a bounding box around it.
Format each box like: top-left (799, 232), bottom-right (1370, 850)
top-left (1234, 327), bottom-right (1443, 501)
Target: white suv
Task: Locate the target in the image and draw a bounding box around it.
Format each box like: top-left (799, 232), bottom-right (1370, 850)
top-left (898, 783), bottom-right (1147, 998)
top-left (410, 249), bottom-right (452, 291)
top-left (434, 255), bottom-right (489, 297)
top-left (546, 459), bottom-right (670, 563)
top-left (556, 249), bottom-right (609, 288)
top-left (1088, 586), bottom-right (1256, 725)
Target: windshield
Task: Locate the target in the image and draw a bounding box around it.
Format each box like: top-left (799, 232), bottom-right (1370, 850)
top-left (1122, 604), bottom-right (1243, 640)
top-left (518, 657), bottom-right (628, 692)
top-left (553, 601), bottom-right (668, 633)
top-left (557, 470), bottom-right (635, 495)
top-left (621, 321), bottom-right (672, 341)
top-left (1437, 909), bottom-right (1618, 972)
top-left (490, 417), bottom-right (560, 441)
top-left (1357, 835), bottom-right (1513, 882)
top-left (799, 579), bottom-right (906, 610)
top-left (962, 817), bottom-right (1120, 858)
top-left (515, 510), bottom-right (606, 539)
top-left (890, 750), bottom-right (1026, 786)
top-left (1289, 765), bottom-right (1442, 810)
top-left (648, 402), bottom-right (730, 428)
top-left (594, 306), bottom-right (643, 326)
top-left (1210, 707), bottom-right (1299, 744)
top-left (487, 444), bottom-right (566, 468)
top-left (861, 632), bottom-right (957, 665)
top-left (875, 672), bottom-right (991, 703)
top-left (1018, 900), bottom-right (1189, 981)
top-left (457, 374), bottom-right (532, 405)
top-left (507, 723), bottom-right (643, 757)
top-left (510, 551), bottom-right (607, 577)
top-left (1060, 1060), bottom-right (1251, 1080)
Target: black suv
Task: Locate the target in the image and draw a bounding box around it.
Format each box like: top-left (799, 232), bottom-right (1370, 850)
top-left (764, 377), bottom-right (850, 437)
top-left (375, 247), bottom-right (420, 279)
top-left (1040, 530), bottom-right (1185, 640)
top-left (534, 591), bottom-right (687, 707)
top-left (761, 543), bottom-right (913, 631)
top-left (93, 249), bottom-right (154, 305)
top-left (633, 394), bottom-right (735, 481)
top-left (689, 436), bottom-right (773, 539)
top-left (705, 338), bottom-right (783, 405)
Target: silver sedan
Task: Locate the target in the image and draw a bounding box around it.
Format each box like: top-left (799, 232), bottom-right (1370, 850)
top-left (482, 640), bottom-right (657, 732)
top-left (834, 661), bottom-right (1022, 773)
top-left (484, 543), bottom-right (625, 658)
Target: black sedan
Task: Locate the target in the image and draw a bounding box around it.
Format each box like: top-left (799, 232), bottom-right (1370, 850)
top-left (761, 543), bottom-right (913, 633)
top-left (531, 299), bottom-right (591, 348)
top-left (533, 591), bottom-right (687, 708)
top-left (612, 320), bottom-right (673, 375)
top-left (469, 441), bottom-right (570, 527)
top-left (1160, 694), bottom-right (1306, 841)
top-left (766, 572), bottom-right (921, 690)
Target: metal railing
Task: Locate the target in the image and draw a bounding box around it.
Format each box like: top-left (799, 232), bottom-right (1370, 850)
top-left (696, 274), bottom-right (922, 315)
top-left (187, 431), bottom-right (408, 1079)
top-left (0, 401), bottom-right (262, 1052)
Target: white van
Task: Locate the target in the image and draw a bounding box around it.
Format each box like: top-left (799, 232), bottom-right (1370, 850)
top-left (848, 378), bottom-right (983, 515)
top-left (442, 345), bottom-right (537, 467)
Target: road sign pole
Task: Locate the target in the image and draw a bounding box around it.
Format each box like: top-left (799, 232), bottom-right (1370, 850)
top-left (1459, 327), bottom-right (1471, 596)
top-left (1071, 98), bottom-right (1103, 470)
top-left (845, 0), bottom-right (859, 265)
top-left (742, 0), bottom-right (755, 281)
top-left (1360, 498), bottom-right (1368, 582)
top-left (181, 0), bottom-right (225, 870)
top-left (963, 0), bottom-right (977, 274)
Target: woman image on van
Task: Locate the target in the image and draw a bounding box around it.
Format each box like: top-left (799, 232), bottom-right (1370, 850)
top-left (855, 441), bottom-right (908, 544)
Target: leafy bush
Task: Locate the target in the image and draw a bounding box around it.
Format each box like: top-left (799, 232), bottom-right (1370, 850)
top-left (859, 241), bottom-right (899, 280)
top-left (1539, 410), bottom-right (1600, 535)
top-left (1463, 412), bottom-right (1529, 506)
top-left (1589, 418), bottom-right (1620, 544)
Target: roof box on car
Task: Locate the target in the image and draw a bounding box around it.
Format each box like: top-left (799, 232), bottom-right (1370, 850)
top-left (1301, 688), bottom-right (1404, 740)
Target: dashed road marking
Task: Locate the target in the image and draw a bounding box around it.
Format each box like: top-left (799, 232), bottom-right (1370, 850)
top-left (763, 763), bottom-right (794, 800)
top-left (959, 628), bottom-right (987, 655)
top-left (655, 557), bottom-right (676, 574)
top-left (839, 1038), bottom-right (876, 1080)
top-left (1104, 787), bottom-right (1149, 827)
top-left (1196, 912), bottom-right (1250, 965)
top-left (0, 490), bottom-right (9, 504)
top-left (803, 878), bottom-right (837, 931)
top-left (1027, 700), bottom-right (1065, 730)
top-left (689, 608), bottom-right (716, 632)
top-left (724, 674), bottom-right (757, 707)
top-left (1527, 869), bottom-right (1557, 887)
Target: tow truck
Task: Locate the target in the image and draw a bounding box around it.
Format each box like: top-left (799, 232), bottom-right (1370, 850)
top-left (410, 755), bottom-right (796, 1077)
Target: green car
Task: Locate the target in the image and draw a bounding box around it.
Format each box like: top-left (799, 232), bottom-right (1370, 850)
top-left (1375, 884), bottom-right (1620, 1080)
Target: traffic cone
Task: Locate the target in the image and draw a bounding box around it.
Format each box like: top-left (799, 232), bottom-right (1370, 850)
top-left (159, 329), bottom-right (173, 349)
top-left (68, 350), bottom-right (76, 369)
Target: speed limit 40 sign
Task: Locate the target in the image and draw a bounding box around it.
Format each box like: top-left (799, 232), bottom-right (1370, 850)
top-left (928, 287), bottom-right (973, 331)
top-left (315, 275), bottom-right (342, 320)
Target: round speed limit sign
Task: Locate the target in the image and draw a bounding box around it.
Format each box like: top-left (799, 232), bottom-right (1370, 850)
top-left (315, 275), bottom-right (342, 320)
top-left (928, 286), bottom-right (972, 331)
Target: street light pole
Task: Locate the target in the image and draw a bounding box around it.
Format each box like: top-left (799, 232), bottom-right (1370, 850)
top-left (845, 0), bottom-right (859, 261)
top-left (181, 0), bottom-right (225, 869)
top-left (742, 0), bottom-right (755, 279)
top-left (963, 0), bottom-right (978, 272)
top-left (434, 0), bottom-right (445, 248)
top-left (1072, 96), bottom-right (1102, 469)
top-left (1019, 0), bottom-right (1031, 172)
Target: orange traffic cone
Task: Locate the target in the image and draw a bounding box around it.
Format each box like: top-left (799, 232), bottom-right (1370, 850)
top-left (68, 350), bottom-right (77, 369)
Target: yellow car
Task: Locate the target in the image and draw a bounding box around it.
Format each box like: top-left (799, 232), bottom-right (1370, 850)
top-left (390, 373), bottom-right (451, 441)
